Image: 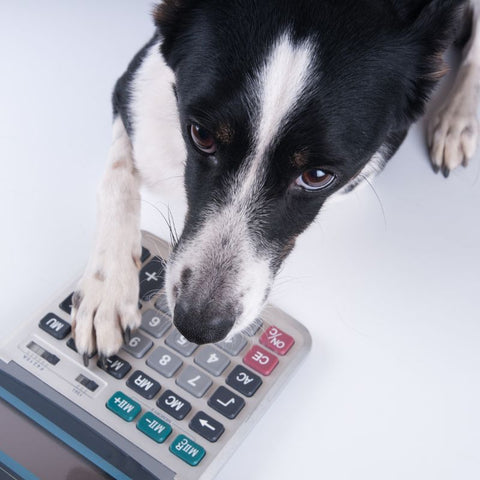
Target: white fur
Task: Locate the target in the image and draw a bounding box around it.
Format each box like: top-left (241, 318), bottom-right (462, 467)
top-left (72, 117), bottom-right (142, 356)
top-left (131, 40), bottom-right (186, 198)
top-left (428, 1), bottom-right (480, 173)
top-left (239, 33), bottom-right (315, 201)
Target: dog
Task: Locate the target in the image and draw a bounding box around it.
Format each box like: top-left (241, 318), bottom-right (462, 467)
top-left (71, 0), bottom-right (480, 364)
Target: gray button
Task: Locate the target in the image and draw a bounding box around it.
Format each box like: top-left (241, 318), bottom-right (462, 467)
top-left (140, 309), bottom-right (171, 338)
top-left (122, 331), bottom-right (153, 359)
top-left (216, 334), bottom-right (247, 356)
top-left (243, 319), bottom-right (263, 337)
top-left (176, 365), bottom-right (212, 398)
top-left (154, 293), bottom-right (171, 316)
top-left (146, 346), bottom-right (183, 378)
top-left (165, 330), bottom-right (198, 357)
top-left (194, 346), bottom-right (230, 376)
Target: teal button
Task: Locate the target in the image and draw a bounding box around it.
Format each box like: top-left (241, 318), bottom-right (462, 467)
top-left (136, 412), bottom-right (172, 443)
top-left (106, 391), bottom-right (141, 422)
top-left (169, 434), bottom-right (206, 466)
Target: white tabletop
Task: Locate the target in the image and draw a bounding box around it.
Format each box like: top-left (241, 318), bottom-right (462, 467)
top-left (1, 2), bottom-right (480, 479)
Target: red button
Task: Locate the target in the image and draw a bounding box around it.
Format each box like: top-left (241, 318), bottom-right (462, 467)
top-left (260, 325), bottom-right (295, 355)
top-left (243, 345), bottom-right (278, 376)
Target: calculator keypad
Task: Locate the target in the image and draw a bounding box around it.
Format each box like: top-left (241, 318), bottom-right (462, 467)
top-left (216, 334), bottom-right (247, 356)
top-left (39, 313), bottom-right (71, 340)
top-left (157, 389), bottom-right (191, 420)
top-left (176, 365), bottom-right (213, 398)
top-left (122, 331), bottom-right (153, 359)
top-left (147, 346), bottom-right (183, 378)
top-left (97, 355), bottom-right (131, 379)
top-left (126, 370), bottom-right (161, 399)
top-left (140, 309), bottom-right (171, 338)
top-left (34, 246), bottom-right (303, 473)
top-left (165, 331), bottom-right (198, 357)
top-left (194, 346), bottom-right (230, 376)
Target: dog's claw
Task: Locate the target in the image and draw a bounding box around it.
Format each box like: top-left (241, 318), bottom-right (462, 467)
top-left (98, 354), bottom-right (109, 370)
top-left (442, 166), bottom-right (450, 178)
top-left (82, 353), bottom-right (89, 367)
top-left (123, 327), bottom-right (131, 345)
top-left (432, 164), bottom-right (440, 174)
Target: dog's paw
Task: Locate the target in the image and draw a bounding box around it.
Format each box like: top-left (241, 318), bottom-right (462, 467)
top-left (428, 93), bottom-right (479, 177)
top-left (71, 249), bottom-right (141, 365)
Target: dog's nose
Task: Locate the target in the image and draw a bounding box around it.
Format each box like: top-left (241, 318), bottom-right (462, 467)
top-left (173, 298), bottom-right (235, 345)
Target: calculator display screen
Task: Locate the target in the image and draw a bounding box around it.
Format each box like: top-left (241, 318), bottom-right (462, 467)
top-left (0, 398), bottom-right (111, 480)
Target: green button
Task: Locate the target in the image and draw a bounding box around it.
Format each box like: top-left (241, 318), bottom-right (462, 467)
top-left (169, 434), bottom-right (205, 466)
top-left (137, 412), bottom-right (172, 443)
top-left (106, 391), bottom-right (141, 422)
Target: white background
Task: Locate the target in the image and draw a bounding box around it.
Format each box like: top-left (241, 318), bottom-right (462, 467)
top-left (1, 2), bottom-right (479, 479)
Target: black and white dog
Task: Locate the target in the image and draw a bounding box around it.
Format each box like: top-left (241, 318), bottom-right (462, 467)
top-left (72, 0), bottom-right (480, 363)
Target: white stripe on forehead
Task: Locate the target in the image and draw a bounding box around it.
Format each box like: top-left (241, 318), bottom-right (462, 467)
top-left (256, 33), bottom-right (315, 156)
top-left (236, 32), bottom-right (316, 201)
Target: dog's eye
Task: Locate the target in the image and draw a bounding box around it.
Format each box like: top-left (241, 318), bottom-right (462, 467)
top-left (295, 169), bottom-right (335, 191)
top-left (189, 124), bottom-right (217, 155)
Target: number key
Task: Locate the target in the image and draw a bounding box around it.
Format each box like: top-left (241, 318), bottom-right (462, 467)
top-left (146, 346), bottom-right (182, 378)
top-left (122, 331), bottom-right (153, 359)
top-left (140, 310), bottom-right (171, 338)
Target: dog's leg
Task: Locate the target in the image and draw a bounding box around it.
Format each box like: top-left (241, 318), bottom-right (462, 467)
top-left (71, 116), bottom-right (142, 362)
top-left (428, 3), bottom-right (480, 177)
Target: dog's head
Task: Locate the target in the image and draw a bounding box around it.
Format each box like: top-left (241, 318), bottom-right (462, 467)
top-left (154, 0), bottom-right (465, 344)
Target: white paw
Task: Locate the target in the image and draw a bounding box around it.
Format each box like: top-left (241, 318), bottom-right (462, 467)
top-left (71, 245), bottom-right (141, 362)
top-left (428, 91), bottom-right (479, 177)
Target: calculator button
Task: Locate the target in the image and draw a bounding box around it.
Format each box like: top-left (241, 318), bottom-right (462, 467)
top-left (176, 365), bottom-right (212, 398)
top-left (189, 411), bottom-right (225, 443)
top-left (106, 391), bottom-right (141, 422)
top-left (154, 293), bottom-right (170, 316)
top-left (126, 370), bottom-right (161, 400)
top-left (243, 319), bottom-right (263, 337)
top-left (165, 331), bottom-right (198, 357)
top-left (59, 293), bottom-right (74, 315)
top-left (66, 338), bottom-right (96, 358)
top-left (141, 247), bottom-right (151, 263)
top-left (146, 346), bottom-right (182, 378)
top-left (97, 355), bottom-right (131, 379)
top-left (226, 365), bottom-right (262, 397)
top-left (260, 325), bottom-right (295, 355)
top-left (208, 386), bottom-right (245, 419)
top-left (137, 412), bottom-right (172, 443)
top-left (216, 334), bottom-right (247, 356)
top-left (140, 310), bottom-right (171, 338)
top-left (194, 346), bottom-right (230, 376)
top-left (122, 331), bottom-right (153, 359)
top-left (139, 257), bottom-right (165, 301)
top-left (170, 434), bottom-right (205, 467)
top-left (157, 389), bottom-right (191, 420)
top-left (243, 345), bottom-right (279, 376)
top-left (39, 313), bottom-right (71, 340)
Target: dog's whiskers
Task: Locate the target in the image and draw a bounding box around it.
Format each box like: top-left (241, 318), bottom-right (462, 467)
top-left (359, 174), bottom-right (387, 230)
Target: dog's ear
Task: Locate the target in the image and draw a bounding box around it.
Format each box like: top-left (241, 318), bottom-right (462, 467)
top-left (153, 0), bottom-right (198, 62)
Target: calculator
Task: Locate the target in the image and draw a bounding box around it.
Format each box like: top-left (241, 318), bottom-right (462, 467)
top-left (0, 231), bottom-right (312, 480)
